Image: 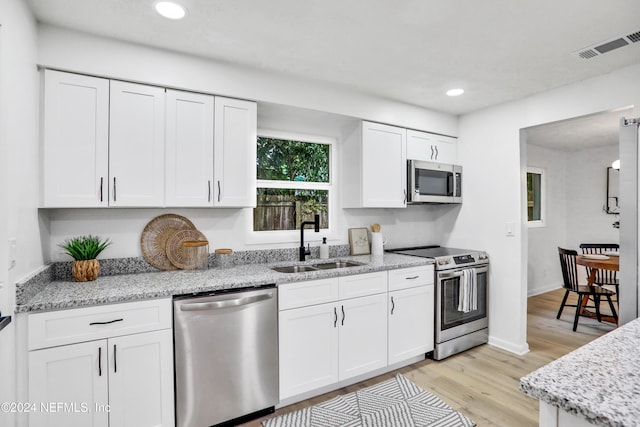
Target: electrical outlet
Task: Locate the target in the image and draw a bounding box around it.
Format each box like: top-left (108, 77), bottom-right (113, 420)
top-left (8, 238), bottom-right (16, 270)
top-left (505, 223), bottom-right (515, 237)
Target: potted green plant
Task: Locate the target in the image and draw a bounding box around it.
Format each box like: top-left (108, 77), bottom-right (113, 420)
top-left (59, 235), bottom-right (111, 282)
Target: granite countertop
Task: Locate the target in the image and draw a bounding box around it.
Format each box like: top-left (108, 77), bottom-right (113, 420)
top-left (520, 318), bottom-right (640, 427)
top-left (16, 253), bottom-right (432, 313)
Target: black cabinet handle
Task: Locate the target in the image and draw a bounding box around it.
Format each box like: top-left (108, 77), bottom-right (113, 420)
top-left (98, 347), bottom-right (102, 376)
top-left (405, 276), bottom-right (419, 280)
top-left (99, 177), bottom-right (103, 202)
top-left (0, 315), bottom-right (12, 333)
top-left (430, 145), bottom-right (434, 160)
top-left (435, 145), bottom-right (439, 160)
top-left (391, 296), bottom-right (395, 315)
top-left (89, 318), bottom-right (123, 326)
top-left (217, 180), bottom-right (221, 202)
top-left (113, 177), bottom-right (117, 202)
top-left (341, 305), bottom-right (345, 326)
top-left (208, 180), bottom-right (212, 203)
top-left (113, 344), bottom-right (117, 373)
top-left (333, 307), bottom-right (337, 327)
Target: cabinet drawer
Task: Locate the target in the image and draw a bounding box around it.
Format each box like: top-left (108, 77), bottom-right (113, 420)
top-left (388, 265), bottom-right (434, 291)
top-left (338, 272), bottom-right (387, 300)
top-left (29, 298), bottom-right (172, 350)
top-left (279, 278), bottom-right (339, 310)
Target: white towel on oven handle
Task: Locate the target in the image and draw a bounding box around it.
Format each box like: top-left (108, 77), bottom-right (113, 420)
top-left (457, 268), bottom-right (477, 313)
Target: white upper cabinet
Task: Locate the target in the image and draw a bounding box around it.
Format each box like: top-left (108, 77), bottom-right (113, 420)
top-left (165, 90), bottom-right (215, 207)
top-left (109, 81), bottom-right (166, 207)
top-left (213, 97), bottom-right (257, 207)
top-left (342, 121), bottom-right (407, 208)
top-left (406, 129), bottom-right (457, 164)
top-left (42, 70), bottom-right (110, 207)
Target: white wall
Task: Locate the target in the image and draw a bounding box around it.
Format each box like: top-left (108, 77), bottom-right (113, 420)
top-left (565, 145), bottom-right (620, 249)
top-left (526, 143), bottom-right (620, 296)
top-left (0, 1), bottom-right (40, 425)
top-left (38, 25), bottom-right (457, 137)
top-left (526, 144), bottom-right (568, 296)
top-left (452, 63), bottom-right (640, 354)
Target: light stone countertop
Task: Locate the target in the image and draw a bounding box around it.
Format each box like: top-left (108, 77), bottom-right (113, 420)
top-left (16, 253), bottom-right (432, 313)
top-left (519, 318), bottom-right (640, 427)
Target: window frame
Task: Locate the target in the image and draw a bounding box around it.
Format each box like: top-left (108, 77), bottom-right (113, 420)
top-left (526, 167), bottom-right (546, 228)
top-left (247, 129), bottom-right (337, 245)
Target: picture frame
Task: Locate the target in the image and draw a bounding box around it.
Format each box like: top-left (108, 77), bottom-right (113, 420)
top-left (348, 227), bottom-right (370, 255)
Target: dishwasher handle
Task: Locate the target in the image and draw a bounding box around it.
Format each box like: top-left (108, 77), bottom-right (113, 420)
top-left (180, 292), bottom-right (274, 311)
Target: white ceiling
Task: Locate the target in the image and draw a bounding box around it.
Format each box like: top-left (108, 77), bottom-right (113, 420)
top-left (26, 0), bottom-right (640, 116)
top-left (524, 108), bottom-right (634, 152)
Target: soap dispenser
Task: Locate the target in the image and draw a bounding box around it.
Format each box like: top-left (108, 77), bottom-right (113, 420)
top-left (319, 237), bottom-right (329, 259)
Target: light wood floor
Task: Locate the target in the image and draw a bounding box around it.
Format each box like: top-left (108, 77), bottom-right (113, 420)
top-left (242, 289), bottom-right (617, 426)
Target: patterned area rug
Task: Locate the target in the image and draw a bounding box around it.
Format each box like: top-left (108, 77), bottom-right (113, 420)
top-left (262, 374), bottom-right (475, 427)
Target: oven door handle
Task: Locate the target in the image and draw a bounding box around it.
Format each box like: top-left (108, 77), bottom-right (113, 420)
top-left (438, 265), bottom-right (488, 279)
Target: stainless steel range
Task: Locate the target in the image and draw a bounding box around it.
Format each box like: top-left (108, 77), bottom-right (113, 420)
top-left (386, 246), bottom-right (489, 360)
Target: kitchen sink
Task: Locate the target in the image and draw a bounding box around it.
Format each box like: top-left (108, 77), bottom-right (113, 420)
top-left (313, 261), bottom-right (363, 269)
top-left (272, 260), bottom-right (364, 273)
top-left (272, 265), bottom-right (319, 273)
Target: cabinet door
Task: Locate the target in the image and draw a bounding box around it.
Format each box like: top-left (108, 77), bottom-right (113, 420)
top-left (213, 97), bottom-right (257, 207)
top-left (361, 122), bottom-right (406, 207)
top-left (29, 340), bottom-right (109, 427)
top-left (165, 90), bottom-right (214, 207)
top-left (432, 135), bottom-right (457, 164)
top-left (42, 70), bottom-right (109, 207)
top-left (278, 303), bottom-right (339, 399)
top-left (407, 129), bottom-right (457, 164)
top-left (338, 293), bottom-right (387, 380)
top-left (109, 81), bottom-right (165, 207)
top-left (108, 330), bottom-right (174, 427)
top-left (388, 285), bottom-right (434, 365)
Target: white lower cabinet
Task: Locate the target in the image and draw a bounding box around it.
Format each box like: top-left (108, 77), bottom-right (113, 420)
top-left (29, 340), bottom-right (109, 427)
top-left (278, 267), bottom-right (434, 402)
top-left (28, 299), bottom-right (174, 427)
top-left (388, 265), bottom-right (435, 364)
top-left (388, 285), bottom-right (434, 364)
top-left (107, 330), bottom-right (174, 427)
top-left (278, 273), bottom-right (389, 400)
top-left (278, 302), bottom-right (339, 399)
top-left (338, 293), bottom-right (388, 379)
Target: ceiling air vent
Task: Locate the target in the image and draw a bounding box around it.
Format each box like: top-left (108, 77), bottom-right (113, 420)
top-left (627, 30), bottom-right (640, 43)
top-left (573, 29), bottom-right (640, 59)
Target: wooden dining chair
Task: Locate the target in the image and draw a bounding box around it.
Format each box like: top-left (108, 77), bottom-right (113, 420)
top-left (557, 247), bottom-right (617, 331)
top-left (579, 243), bottom-right (619, 297)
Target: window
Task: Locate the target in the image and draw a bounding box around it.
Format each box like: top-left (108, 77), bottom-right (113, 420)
top-left (527, 167), bottom-right (545, 227)
top-left (254, 132), bottom-right (333, 233)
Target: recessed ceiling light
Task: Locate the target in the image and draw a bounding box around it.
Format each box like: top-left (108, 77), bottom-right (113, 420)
top-left (155, 1), bottom-right (187, 20)
top-left (446, 88), bottom-right (464, 97)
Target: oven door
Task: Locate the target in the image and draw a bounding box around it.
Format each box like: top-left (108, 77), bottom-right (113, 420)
top-left (436, 265), bottom-right (488, 343)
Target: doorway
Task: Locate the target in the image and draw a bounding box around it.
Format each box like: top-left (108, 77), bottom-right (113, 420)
top-left (521, 107), bottom-right (633, 334)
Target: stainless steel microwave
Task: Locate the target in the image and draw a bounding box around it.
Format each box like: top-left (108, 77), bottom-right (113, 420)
top-left (408, 160), bottom-right (462, 204)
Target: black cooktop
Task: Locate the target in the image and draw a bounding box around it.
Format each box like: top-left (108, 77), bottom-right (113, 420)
top-left (386, 245), bottom-right (479, 258)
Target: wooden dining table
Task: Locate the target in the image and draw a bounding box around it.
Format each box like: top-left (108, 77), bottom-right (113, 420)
top-left (576, 254), bottom-right (619, 325)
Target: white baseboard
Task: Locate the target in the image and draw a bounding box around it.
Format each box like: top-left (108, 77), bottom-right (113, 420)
top-left (527, 282), bottom-right (562, 297)
top-left (488, 336), bottom-right (530, 356)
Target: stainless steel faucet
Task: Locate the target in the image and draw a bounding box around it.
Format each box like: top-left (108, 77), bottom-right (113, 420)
top-left (299, 214), bottom-right (320, 261)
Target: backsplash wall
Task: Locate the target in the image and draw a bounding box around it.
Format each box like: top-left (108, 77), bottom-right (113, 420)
top-left (44, 205), bottom-right (456, 263)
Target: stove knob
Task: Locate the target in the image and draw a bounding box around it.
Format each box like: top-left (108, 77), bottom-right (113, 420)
top-left (438, 258), bottom-right (451, 265)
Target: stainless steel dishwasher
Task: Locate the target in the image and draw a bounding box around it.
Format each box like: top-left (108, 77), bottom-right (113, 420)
top-left (173, 285), bottom-right (278, 427)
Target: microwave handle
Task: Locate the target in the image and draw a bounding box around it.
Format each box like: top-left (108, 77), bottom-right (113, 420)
top-left (454, 171), bottom-right (461, 198)
top-left (447, 173), bottom-right (453, 196)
